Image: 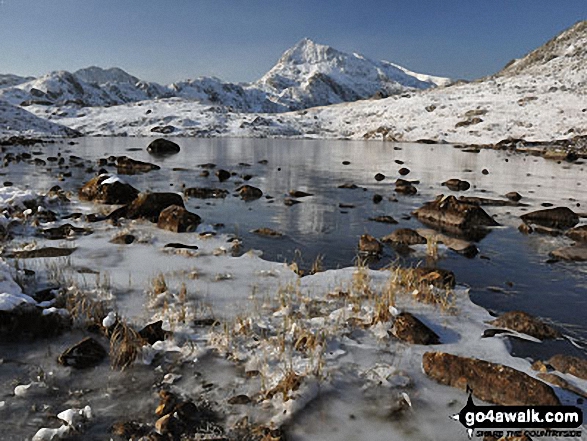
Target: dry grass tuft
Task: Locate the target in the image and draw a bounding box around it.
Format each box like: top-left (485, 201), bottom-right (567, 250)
top-left (263, 370), bottom-right (302, 401)
top-left (109, 321), bottom-right (142, 370)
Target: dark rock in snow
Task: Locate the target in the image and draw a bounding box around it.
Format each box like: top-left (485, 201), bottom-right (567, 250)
top-left (58, 337), bottom-right (108, 369)
top-left (157, 205), bottom-right (201, 233)
top-left (391, 312), bottom-right (440, 345)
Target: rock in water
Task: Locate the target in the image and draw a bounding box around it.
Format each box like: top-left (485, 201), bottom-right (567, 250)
top-left (184, 187), bottom-right (229, 199)
top-left (358, 234), bottom-right (383, 255)
top-left (381, 228), bottom-right (427, 246)
top-left (79, 175), bottom-right (139, 204)
top-left (116, 156), bottom-right (160, 174)
top-left (442, 179), bottom-right (470, 191)
top-left (391, 312), bottom-right (440, 345)
top-left (58, 337), bottom-right (107, 369)
top-left (157, 205), bottom-right (201, 233)
top-left (109, 192), bottom-right (185, 222)
top-left (236, 185), bottom-right (263, 201)
top-left (413, 195), bottom-right (498, 236)
top-left (422, 352), bottom-right (560, 406)
top-left (147, 138), bottom-right (180, 155)
top-left (566, 225), bottom-right (587, 242)
top-left (520, 206), bottom-right (579, 230)
top-left (488, 311), bottom-right (561, 340)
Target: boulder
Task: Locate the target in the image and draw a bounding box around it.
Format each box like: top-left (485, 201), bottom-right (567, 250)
top-left (58, 337), bottom-right (107, 369)
top-left (488, 311), bottom-right (561, 340)
top-left (215, 169), bottom-right (231, 182)
top-left (505, 191), bottom-right (523, 202)
top-left (547, 354), bottom-right (587, 380)
top-left (422, 352), bottom-right (560, 406)
top-left (157, 205), bottom-right (201, 233)
top-left (116, 156), bottom-right (160, 175)
top-left (109, 192), bottom-right (185, 222)
top-left (374, 173), bottom-right (385, 182)
top-left (78, 174), bottom-right (139, 204)
top-left (566, 225), bottom-right (587, 242)
top-left (520, 207), bottom-right (579, 230)
top-left (413, 195), bottom-right (498, 236)
top-left (184, 187), bottom-right (228, 199)
top-left (381, 228), bottom-right (427, 246)
top-left (395, 180), bottom-right (417, 195)
top-left (236, 185), bottom-right (263, 201)
top-left (146, 138), bottom-right (180, 155)
top-left (442, 179), bottom-right (470, 191)
top-left (359, 234), bottom-right (383, 255)
top-left (391, 312), bottom-right (440, 345)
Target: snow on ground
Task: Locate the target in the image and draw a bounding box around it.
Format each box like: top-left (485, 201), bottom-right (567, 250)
top-left (0, 100), bottom-right (77, 138)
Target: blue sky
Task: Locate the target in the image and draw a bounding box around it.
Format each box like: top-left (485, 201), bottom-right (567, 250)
top-left (0, 0), bottom-right (585, 84)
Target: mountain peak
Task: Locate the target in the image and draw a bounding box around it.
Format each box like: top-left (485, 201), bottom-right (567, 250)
top-left (74, 66), bottom-right (139, 85)
top-left (279, 38), bottom-right (341, 65)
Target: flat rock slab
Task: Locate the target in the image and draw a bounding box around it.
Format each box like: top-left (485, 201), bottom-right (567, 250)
top-left (422, 352), bottom-right (560, 406)
top-left (520, 206), bottom-right (579, 230)
top-left (116, 156), bottom-right (161, 175)
top-left (488, 311), bottom-right (561, 340)
top-left (4, 247), bottom-right (77, 258)
top-left (550, 245), bottom-right (587, 261)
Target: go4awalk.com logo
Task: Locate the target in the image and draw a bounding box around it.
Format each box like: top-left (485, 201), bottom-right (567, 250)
top-left (451, 393), bottom-right (583, 439)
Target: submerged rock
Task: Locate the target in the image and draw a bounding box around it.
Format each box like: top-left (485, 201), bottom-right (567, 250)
top-left (520, 206), bottom-right (579, 230)
top-left (422, 352), bottom-right (560, 406)
top-left (381, 228), bottom-right (427, 246)
top-left (289, 190), bottom-right (313, 197)
top-left (215, 169), bottom-right (231, 182)
top-left (78, 174), bottom-right (139, 205)
top-left (488, 311), bottom-right (561, 340)
top-left (184, 187), bottom-right (228, 199)
top-left (157, 205), bottom-right (201, 233)
top-left (416, 228), bottom-right (478, 257)
top-left (566, 225), bottom-right (587, 242)
top-left (395, 179), bottom-right (417, 195)
top-left (116, 156), bottom-right (160, 175)
top-left (368, 215), bottom-right (397, 224)
top-left (549, 245), bottom-right (587, 261)
top-left (391, 312), bottom-right (440, 345)
top-left (252, 227), bottom-right (283, 237)
top-left (58, 337), bottom-right (107, 369)
top-left (146, 138), bottom-right (180, 155)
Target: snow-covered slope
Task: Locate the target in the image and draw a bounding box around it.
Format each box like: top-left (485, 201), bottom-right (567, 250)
top-left (0, 100), bottom-right (78, 138)
top-left (255, 38), bottom-right (450, 110)
top-left (0, 74), bottom-right (34, 89)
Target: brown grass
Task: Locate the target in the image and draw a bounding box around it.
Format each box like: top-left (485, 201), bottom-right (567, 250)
top-left (109, 321), bottom-right (142, 370)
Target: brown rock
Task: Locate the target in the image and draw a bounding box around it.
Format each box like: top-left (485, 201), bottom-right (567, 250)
top-left (359, 234), bottom-right (383, 255)
top-left (520, 207), bottom-right (579, 230)
top-left (537, 372), bottom-right (587, 399)
top-left (237, 185), bottom-right (263, 201)
top-left (374, 173), bottom-right (385, 181)
top-left (398, 167), bottom-right (410, 176)
top-left (395, 181), bottom-right (417, 195)
top-left (489, 311), bottom-right (561, 340)
top-left (549, 245), bottom-right (587, 261)
top-left (109, 192), bottom-right (185, 222)
top-left (413, 195), bottom-right (498, 234)
top-left (442, 179), bottom-right (470, 191)
top-left (505, 191), bottom-right (522, 202)
top-left (116, 156), bottom-right (160, 174)
top-left (79, 174), bottom-right (139, 204)
top-left (391, 312), bottom-right (440, 345)
top-left (422, 352), bottom-right (560, 406)
top-left (157, 205), bottom-right (201, 233)
top-left (547, 354), bottom-right (587, 380)
top-left (109, 233), bottom-right (136, 245)
top-left (413, 267), bottom-right (456, 288)
top-left (58, 337), bottom-right (107, 369)
top-left (566, 225), bottom-right (587, 242)
top-left (252, 227), bottom-right (283, 237)
top-left (381, 228), bottom-right (427, 246)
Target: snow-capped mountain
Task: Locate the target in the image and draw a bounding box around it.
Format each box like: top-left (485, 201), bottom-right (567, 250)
top-left (255, 38), bottom-right (451, 110)
top-left (0, 39), bottom-right (450, 113)
top-left (0, 100), bottom-right (78, 137)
